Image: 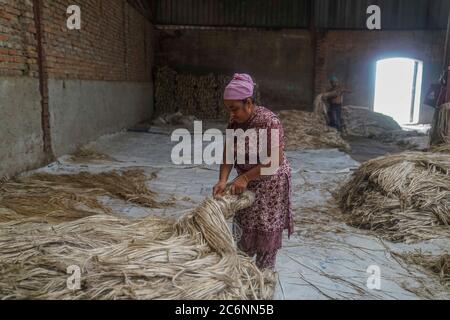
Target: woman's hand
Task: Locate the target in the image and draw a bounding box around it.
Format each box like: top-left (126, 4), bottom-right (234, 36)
top-left (213, 180), bottom-right (227, 198)
top-left (230, 175), bottom-right (249, 195)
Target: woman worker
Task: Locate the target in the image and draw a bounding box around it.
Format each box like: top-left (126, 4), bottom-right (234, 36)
top-left (212, 73), bottom-right (293, 270)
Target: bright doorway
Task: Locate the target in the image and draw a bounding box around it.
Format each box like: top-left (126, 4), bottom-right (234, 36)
top-left (374, 58), bottom-right (423, 125)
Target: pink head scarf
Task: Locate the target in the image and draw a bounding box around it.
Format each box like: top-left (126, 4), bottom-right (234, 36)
top-left (223, 73), bottom-right (255, 100)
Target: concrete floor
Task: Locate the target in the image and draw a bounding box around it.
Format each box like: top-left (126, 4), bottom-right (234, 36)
top-left (33, 130), bottom-right (450, 300)
top-left (345, 136), bottom-right (405, 163)
top-left (345, 135), bottom-right (430, 163)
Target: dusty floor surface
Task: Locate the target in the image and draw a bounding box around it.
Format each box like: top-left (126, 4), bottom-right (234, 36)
top-left (345, 135), bottom-right (429, 163)
top-left (27, 128), bottom-right (449, 300)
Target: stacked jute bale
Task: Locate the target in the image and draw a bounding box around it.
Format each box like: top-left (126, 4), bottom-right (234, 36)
top-left (175, 74), bottom-right (197, 116)
top-left (155, 66), bottom-right (177, 115)
top-left (337, 152), bottom-right (450, 243)
top-left (195, 74), bottom-right (218, 119)
top-left (155, 67), bottom-right (261, 121)
top-left (217, 74), bottom-right (233, 120)
top-left (0, 171), bottom-right (275, 299)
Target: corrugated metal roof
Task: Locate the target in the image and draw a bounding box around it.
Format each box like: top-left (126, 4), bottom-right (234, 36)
top-left (427, 0), bottom-right (450, 29)
top-left (315, 0), bottom-right (450, 30)
top-left (154, 0), bottom-right (450, 30)
top-left (155, 0), bottom-right (311, 28)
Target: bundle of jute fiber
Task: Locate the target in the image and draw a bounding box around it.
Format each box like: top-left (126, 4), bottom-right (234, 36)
top-left (337, 152), bottom-right (450, 243)
top-left (397, 252), bottom-right (449, 288)
top-left (175, 73), bottom-right (197, 116)
top-left (313, 94), bottom-right (330, 124)
top-left (278, 96), bottom-right (350, 152)
top-left (0, 170), bottom-right (171, 223)
top-left (0, 188), bottom-right (276, 300)
top-left (430, 144), bottom-right (450, 154)
top-left (155, 67), bottom-right (263, 120)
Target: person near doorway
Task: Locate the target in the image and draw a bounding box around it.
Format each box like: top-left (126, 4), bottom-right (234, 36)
top-left (322, 75), bottom-right (351, 132)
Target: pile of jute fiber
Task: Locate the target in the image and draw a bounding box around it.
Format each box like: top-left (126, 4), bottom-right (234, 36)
top-left (0, 171), bottom-right (275, 299)
top-left (0, 170), bottom-right (171, 223)
top-left (278, 95), bottom-right (350, 152)
top-left (337, 152), bottom-right (450, 243)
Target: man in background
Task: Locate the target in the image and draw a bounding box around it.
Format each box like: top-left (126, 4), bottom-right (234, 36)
top-left (323, 75), bottom-right (351, 132)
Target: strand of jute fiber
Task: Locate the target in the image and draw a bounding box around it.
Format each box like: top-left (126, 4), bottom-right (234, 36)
top-left (0, 175), bottom-right (275, 299)
top-left (337, 152), bottom-right (450, 243)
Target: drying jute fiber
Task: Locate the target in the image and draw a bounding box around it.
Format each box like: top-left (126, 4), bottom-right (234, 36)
top-left (397, 252), bottom-right (450, 288)
top-left (0, 171), bottom-right (275, 299)
top-left (430, 144), bottom-right (450, 154)
top-left (0, 170), bottom-right (173, 223)
top-left (278, 95), bottom-right (350, 152)
top-left (337, 152), bottom-right (450, 243)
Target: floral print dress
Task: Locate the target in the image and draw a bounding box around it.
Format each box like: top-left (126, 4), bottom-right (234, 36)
top-left (227, 106), bottom-right (294, 269)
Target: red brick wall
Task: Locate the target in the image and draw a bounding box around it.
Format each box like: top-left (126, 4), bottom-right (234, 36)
top-left (0, 0), bottom-right (153, 81)
top-left (0, 0), bottom-right (39, 77)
